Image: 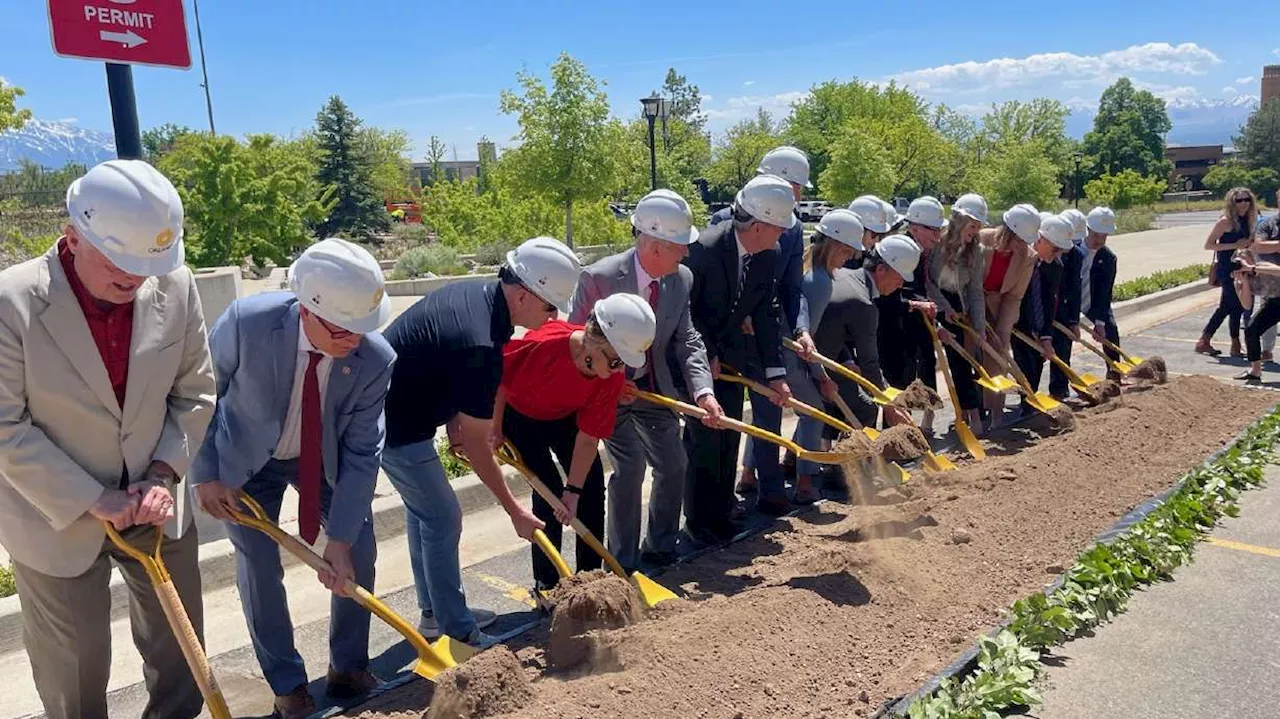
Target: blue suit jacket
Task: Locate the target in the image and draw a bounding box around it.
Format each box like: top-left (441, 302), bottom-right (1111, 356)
top-left (191, 292), bottom-right (396, 544)
top-left (710, 206), bottom-right (810, 334)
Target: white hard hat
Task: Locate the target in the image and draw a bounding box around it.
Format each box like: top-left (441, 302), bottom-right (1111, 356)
top-left (735, 174), bottom-right (797, 229)
top-left (815, 209), bottom-right (865, 249)
top-left (1002, 204), bottom-right (1042, 244)
top-left (592, 293), bottom-right (657, 369)
top-left (631, 189), bottom-right (699, 245)
top-left (1038, 211), bottom-right (1057, 225)
top-left (882, 199), bottom-right (902, 229)
top-left (848, 195), bottom-right (890, 234)
top-left (1060, 209), bottom-right (1088, 241)
top-left (1087, 206), bottom-right (1117, 235)
top-left (952, 193), bottom-right (988, 225)
top-left (905, 196), bottom-right (945, 229)
top-left (505, 236), bottom-right (582, 314)
top-left (1039, 215), bottom-right (1075, 250)
top-left (290, 238), bottom-right (391, 334)
top-left (872, 234), bottom-right (922, 281)
top-left (65, 159), bottom-right (185, 276)
top-left (757, 145), bottom-right (812, 189)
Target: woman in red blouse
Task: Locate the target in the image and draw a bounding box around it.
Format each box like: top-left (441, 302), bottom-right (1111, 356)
top-left (494, 294), bottom-right (656, 592)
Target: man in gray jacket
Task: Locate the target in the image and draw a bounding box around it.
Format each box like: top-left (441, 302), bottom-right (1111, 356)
top-left (569, 189), bottom-right (724, 570)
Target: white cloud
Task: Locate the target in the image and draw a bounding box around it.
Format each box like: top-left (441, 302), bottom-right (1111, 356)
top-left (702, 94), bottom-right (714, 103)
top-left (1223, 86), bottom-right (1239, 96)
top-left (891, 42), bottom-right (1221, 95)
top-left (1133, 81), bottom-right (1202, 105)
top-left (743, 80), bottom-right (756, 87)
top-left (704, 91), bottom-right (809, 124)
top-left (1273, 48), bottom-right (1280, 57)
top-left (1236, 76), bottom-right (1255, 85)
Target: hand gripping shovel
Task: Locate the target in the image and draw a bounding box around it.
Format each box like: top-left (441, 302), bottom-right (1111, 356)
top-left (921, 319), bottom-right (986, 461)
top-left (954, 320), bottom-right (1062, 414)
top-left (1011, 328), bottom-right (1101, 405)
top-left (783, 338), bottom-right (902, 406)
top-left (494, 442), bottom-right (678, 609)
top-left (225, 494), bottom-right (473, 681)
top-left (102, 523), bottom-right (232, 719)
top-left (718, 367), bottom-right (910, 484)
top-left (1052, 320), bottom-right (1132, 376)
top-left (629, 388), bottom-right (861, 466)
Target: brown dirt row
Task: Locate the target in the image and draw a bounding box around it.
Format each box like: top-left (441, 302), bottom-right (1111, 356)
top-left (341, 375), bottom-right (1275, 719)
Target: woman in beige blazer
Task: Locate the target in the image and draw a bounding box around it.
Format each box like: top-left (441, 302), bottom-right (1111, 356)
top-left (980, 204), bottom-right (1041, 415)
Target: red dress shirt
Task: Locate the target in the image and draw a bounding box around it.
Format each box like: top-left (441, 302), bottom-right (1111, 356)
top-left (58, 238), bottom-right (133, 408)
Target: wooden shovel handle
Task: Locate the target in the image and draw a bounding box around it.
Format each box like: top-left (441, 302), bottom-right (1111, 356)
top-left (154, 580), bottom-right (232, 718)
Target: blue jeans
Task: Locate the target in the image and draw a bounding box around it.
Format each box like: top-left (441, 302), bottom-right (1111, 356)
top-left (223, 459), bottom-right (376, 696)
top-left (743, 351), bottom-right (826, 479)
top-left (380, 439), bottom-right (476, 640)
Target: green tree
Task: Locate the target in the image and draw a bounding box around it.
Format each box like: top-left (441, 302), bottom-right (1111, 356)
top-left (359, 127), bottom-right (412, 200)
top-left (423, 135), bottom-right (448, 185)
top-left (1083, 169), bottom-right (1166, 209)
top-left (0, 78), bottom-right (32, 133)
top-left (499, 53), bottom-right (617, 248)
top-left (160, 133), bottom-right (334, 267)
top-left (1202, 161), bottom-right (1280, 204)
top-left (1081, 78), bottom-right (1172, 179)
top-left (706, 109), bottom-right (779, 195)
top-left (817, 125), bottom-right (896, 204)
top-left (971, 140), bottom-right (1061, 211)
top-left (313, 95), bottom-right (389, 238)
top-left (141, 123), bottom-right (195, 163)
top-left (1236, 99), bottom-right (1280, 184)
top-left (978, 99), bottom-right (1074, 177)
top-left (662, 68), bottom-right (706, 132)
top-left (930, 104), bottom-right (980, 196)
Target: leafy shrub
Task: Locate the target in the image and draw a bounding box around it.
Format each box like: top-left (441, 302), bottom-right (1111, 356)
top-left (1202, 162), bottom-right (1280, 205)
top-left (971, 139), bottom-right (1062, 213)
top-left (1084, 170), bottom-right (1165, 210)
top-left (1114, 207), bottom-right (1155, 234)
top-left (1112, 264), bottom-right (1210, 302)
top-left (0, 563), bottom-right (14, 598)
top-left (473, 240), bottom-right (514, 267)
top-left (393, 244), bottom-right (466, 279)
top-left (390, 222), bottom-right (431, 245)
top-left (436, 437), bottom-right (471, 480)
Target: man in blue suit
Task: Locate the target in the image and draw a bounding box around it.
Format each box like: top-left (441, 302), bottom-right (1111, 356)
top-left (191, 239), bottom-right (395, 719)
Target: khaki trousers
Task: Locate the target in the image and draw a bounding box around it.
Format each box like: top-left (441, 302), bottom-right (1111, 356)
top-left (13, 525), bottom-right (205, 719)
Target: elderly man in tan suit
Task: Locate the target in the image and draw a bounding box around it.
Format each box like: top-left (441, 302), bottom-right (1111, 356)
top-left (0, 159), bottom-right (216, 719)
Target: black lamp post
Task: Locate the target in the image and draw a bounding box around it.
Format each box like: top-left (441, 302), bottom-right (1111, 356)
top-left (641, 94), bottom-right (663, 192)
top-left (1073, 151), bottom-right (1083, 208)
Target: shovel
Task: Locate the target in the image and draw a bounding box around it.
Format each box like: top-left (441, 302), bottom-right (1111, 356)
top-left (922, 319), bottom-right (986, 461)
top-left (953, 320), bottom-right (1062, 414)
top-left (1053, 321), bottom-right (1132, 376)
top-left (1094, 332), bottom-right (1144, 373)
top-left (226, 494), bottom-right (474, 682)
top-left (826, 392), bottom-right (912, 484)
top-left (933, 326), bottom-right (1018, 393)
top-left (494, 442), bottom-right (678, 609)
top-left (719, 367), bottom-right (910, 484)
top-left (1011, 328), bottom-right (1101, 405)
top-left (103, 523), bottom-right (232, 719)
top-left (629, 388), bottom-right (862, 466)
top-left (782, 338), bottom-right (902, 406)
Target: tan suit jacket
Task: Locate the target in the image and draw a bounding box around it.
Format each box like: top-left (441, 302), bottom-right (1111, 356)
top-left (980, 227), bottom-right (1036, 344)
top-left (0, 247), bottom-right (216, 577)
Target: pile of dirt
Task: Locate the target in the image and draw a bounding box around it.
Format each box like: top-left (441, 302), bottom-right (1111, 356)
top-left (339, 376), bottom-right (1275, 719)
top-left (547, 574), bottom-right (642, 671)
top-left (1086, 379), bottom-right (1122, 401)
top-left (890, 379), bottom-right (944, 411)
top-left (1045, 403), bottom-right (1077, 430)
top-left (1130, 356), bottom-right (1168, 383)
top-left (424, 647), bottom-right (533, 719)
top-left (833, 431), bottom-right (876, 460)
top-left (874, 424), bottom-right (931, 461)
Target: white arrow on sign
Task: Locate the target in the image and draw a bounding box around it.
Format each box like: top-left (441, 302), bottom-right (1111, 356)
top-left (99, 29), bottom-right (148, 48)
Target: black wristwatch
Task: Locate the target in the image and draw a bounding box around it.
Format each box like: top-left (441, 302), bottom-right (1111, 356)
top-left (563, 484), bottom-right (583, 495)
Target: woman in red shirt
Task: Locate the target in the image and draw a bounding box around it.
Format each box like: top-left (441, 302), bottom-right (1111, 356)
top-left (494, 293), bottom-right (656, 592)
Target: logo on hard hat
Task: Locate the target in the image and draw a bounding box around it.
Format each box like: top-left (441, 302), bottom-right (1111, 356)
top-left (370, 287), bottom-right (385, 311)
top-left (639, 338), bottom-right (653, 352)
top-left (148, 228), bottom-right (175, 254)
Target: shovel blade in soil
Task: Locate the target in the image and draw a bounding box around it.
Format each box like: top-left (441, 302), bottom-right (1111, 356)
top-left (924, 452), bottom-right (957, 472)
top-left (1076, 371), bottom-right (1104, 386)
top-left (409, 636), bottom-right (474, 681)
top-left (1025, 392), bottom-right (1063, 413)
top-left (955, 422), bottom-right (986, 460)
top-left (631, 572), bottom-right (679, 608)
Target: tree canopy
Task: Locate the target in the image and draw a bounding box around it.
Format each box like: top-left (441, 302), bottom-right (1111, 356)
top-left (314, 95), bottom-right (389, 238)
top-left (1237, 99), bottom-right (1280, 191)
top-left (1082, 78), bottom-right (1172, 180)
top-left (0, 79), bottom-right (32, 134)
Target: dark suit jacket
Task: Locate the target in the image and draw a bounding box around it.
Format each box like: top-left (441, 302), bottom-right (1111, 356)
top-left (1055, 243), bottom-right (1084, 327)
top-left (1080, 242), bottom-right (1118, 324)
top-left (1017, 258), bottom-right (1063, 340)
top-left (684, 221), bottom-right (781, 377)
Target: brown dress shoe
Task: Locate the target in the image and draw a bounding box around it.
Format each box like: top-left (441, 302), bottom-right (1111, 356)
top-left (273, 685), bottom-right (316, 719)
top-left (326, 667), bottom-right (380, 700)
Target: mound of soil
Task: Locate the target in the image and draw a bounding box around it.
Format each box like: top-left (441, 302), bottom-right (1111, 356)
top-left (874, 424), bottom-right (931, 461)
top-left (425, 647), bottom-right (533, 719)
top-left (1086, 379), bottom-right (1122, 400)
top-left (890, 379), bottom-right (944, 411)
top-left (547, 574), bottom-right (642, 671)
top-left (833, 431), bottom-right (876, 460)
top-left (1131, 356), bottom-right (1168, 383)
top-left (339, 376), bottom-right (1274, 719)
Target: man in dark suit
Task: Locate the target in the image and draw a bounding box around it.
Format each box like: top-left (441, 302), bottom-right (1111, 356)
top-left (1014, 215), bottom-right (1074, 404)
top-left (1080, 207), bottom-right (1120, 378)
top-left (1050, 210), bottom-right (1088, 400)
top-left (683, 174), bottom-right (797, 541)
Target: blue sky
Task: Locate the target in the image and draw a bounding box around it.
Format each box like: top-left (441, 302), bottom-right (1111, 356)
top-left (3, 0), bottom-right (1276, 159)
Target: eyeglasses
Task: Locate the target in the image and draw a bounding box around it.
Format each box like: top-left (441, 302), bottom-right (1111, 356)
top-left (316, 315), bottom-right (355, 340)
top-left (599, 348), bottom-right (624, 370)
top-left (523, 285), bottom-right (557, 313)
top-left (1235, 197), bottom-right (1253, 204)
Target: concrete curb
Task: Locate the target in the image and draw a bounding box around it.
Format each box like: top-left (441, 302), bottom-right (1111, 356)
top-left (1112, 279), bottom-right (1212, 320)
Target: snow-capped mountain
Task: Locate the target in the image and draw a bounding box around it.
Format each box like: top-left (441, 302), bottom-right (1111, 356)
top-left (0, 118), bottom-right (116, 172)
top-left (1066, 95), bottom-right (1259, 147)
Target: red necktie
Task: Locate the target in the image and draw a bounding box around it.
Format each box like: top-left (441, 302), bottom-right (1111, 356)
top-left (299, 351), bottom-right (323, 544)
top-left (645, 280), bottom-right (659, 391)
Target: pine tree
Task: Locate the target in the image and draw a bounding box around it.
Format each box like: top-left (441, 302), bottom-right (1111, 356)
top-left (314, 96), bottom-right (389, 238)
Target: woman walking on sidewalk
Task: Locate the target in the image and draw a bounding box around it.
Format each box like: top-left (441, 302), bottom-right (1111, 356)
top-left (1197, 187), bottom-right (1258, 357)
top-left (494, 294), bottom-right (655, 594)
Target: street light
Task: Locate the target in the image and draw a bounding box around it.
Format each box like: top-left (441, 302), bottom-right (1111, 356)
top-left (641, 94), bottom-right (664, 192)
top-left (1073, 151), bottom-right (1083, 208)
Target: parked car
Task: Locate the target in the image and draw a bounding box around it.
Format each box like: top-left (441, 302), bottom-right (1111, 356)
top-left (797, 200), bottom-right (834, 222)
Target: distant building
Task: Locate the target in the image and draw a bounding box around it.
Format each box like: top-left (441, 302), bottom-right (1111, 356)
top-left (1263, 66), bottom-right (1280, 106)
top-left (412, 159), bottom-right (480, 185)
top-left (1165, 144), bottom-right (1237, 191)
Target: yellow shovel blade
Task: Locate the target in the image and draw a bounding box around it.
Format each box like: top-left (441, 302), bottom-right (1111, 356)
top-left (802, 449), bottom-right (863, 464)
top-left (1113, 359), bottom-right (1136, 374)
top-left (955, 421), bottom-right (986, 461)
top-left (978, 375), bottom-right (1019, 393)
top-left (409, 636), bottom-right (471, 680)
top-left (631, 572), bottom-right (679, 608)
top-left (1025, 392), bottom-right (1063, 413)
top-left (871, 455), bottom-right (911, 484)
top-left (879, 385), bottom-right (902, 402)
top-left (1077, 371), bottom-right (1104, 386)
top-left (861, 427), bottom-right (881, 441)
top-left (924, 452), bottom-right (957, 472)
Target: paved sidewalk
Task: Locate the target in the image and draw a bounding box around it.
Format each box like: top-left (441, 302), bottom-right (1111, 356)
top-left (1012, 465), bottom-right (1280, 719)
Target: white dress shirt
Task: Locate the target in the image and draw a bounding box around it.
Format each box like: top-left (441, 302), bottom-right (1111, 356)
top-left (273, 321), bottom-right (334, 460)
top-left (632, 253), bottom-right (714, 400)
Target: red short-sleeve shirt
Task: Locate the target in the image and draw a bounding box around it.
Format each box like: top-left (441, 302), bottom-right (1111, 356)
top-left (502, 320), bottom-right (625, 439)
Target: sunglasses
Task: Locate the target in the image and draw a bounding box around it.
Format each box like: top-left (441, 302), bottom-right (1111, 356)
top-left (522, 285), bottom-right (557, 313)
top-left (599, 348), bottom-right (624, 370)
top-left (1236, 197), bottom-right (1253, 204)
